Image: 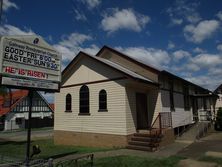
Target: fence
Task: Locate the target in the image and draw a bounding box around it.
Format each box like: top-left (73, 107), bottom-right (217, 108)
top-left (0, 154), bottom-right (94, 167)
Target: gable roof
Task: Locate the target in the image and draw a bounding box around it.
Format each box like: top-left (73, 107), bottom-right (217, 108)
top-left (0, 90), bottom-right (28, 116)
top-left (0, 90), bottom-right (53, 116)
top-left (96, 45), bottom-right (161, 74)
top-left (62, 45), bottom-right (214, 94)
top-left (96, 46), bottom-right (215, 93)
top-left (62, 51), bottom-right (159, 86)
top-left (214, 84), bottom-right (222, 94)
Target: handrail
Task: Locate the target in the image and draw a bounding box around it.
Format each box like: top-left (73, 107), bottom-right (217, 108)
top-left (150, 114), bottom-right (160, 129)
top-left (149, 112), bottom-right (172, 135)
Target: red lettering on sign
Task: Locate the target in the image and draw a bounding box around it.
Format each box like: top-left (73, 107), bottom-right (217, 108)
top-left (4, 66), bottom-right (48, 79)
top-left (5, 67), bottom-right (16, 74)
top-left (18, 69), bottom-right (25, 75)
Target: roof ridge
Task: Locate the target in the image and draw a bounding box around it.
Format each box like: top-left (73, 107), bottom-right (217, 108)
top-left (96, 45), bottom-right (161, 73)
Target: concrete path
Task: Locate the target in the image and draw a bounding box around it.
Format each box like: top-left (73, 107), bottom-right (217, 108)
top-left (177, 131), bottom-right (222, 159)
top-left (177, 159), bottom-right (219, 167)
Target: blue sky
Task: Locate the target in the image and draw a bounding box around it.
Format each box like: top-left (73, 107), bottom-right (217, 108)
top-left (0, 0), bottom-right (222, 102)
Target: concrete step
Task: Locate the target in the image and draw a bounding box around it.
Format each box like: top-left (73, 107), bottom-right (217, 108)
top-left (131, 136), bottom-right (161, 142)
top-left (128, 141), bottom-right (159, 147)
top-left (134, 132), bottom-right (163, 138)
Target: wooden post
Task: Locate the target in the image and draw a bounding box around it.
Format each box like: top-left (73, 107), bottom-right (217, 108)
top-left (159, 114), bottom-right (162, 134)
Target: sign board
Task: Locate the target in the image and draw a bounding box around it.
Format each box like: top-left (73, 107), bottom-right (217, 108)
top-left (0, 35), bottom-right (61, 91)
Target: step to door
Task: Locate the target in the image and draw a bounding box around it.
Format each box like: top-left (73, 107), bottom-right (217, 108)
top-left (128, 141), bottom-right (159, 147)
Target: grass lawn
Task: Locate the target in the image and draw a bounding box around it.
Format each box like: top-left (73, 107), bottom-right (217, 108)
top-left (93, 156), bottom-right (184, 167)
top-left (0, 139), bottom-right (111, 161)
top-left (60, 155), bottom-right (184, 167)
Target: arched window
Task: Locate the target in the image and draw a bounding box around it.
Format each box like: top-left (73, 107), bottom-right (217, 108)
top-left (65, 94), bottom-right (72, 112)
top-left (99, 89), bottom-right (107, 111)
top-left (79, 85), bottom-right (89, 114)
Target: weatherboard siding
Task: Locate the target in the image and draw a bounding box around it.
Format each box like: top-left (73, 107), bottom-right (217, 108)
top-left (161, 90), bottom-right (193, 128)
top-left (63, 57), bottom-right (123, 87)
top-left (55, 80), bottom-right (127, 135)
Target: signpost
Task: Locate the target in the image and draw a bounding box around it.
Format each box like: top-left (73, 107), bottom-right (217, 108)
top-left (0, 35), bottom-right (61, 91)
top-left (0, 35), bottom-right (61, 166)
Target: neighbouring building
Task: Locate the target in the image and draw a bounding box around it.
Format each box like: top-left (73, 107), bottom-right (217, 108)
top-left (54, 46), bottom-right (217, 149)
top-left (214, 84), bottom-right (222, 110)
top-left (0, 90), bottom-right (54, 131)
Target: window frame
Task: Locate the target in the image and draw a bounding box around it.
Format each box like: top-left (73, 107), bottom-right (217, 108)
top-left (98, 89), bottom-right (108, 112)
top-left (79, 85), bottom-right (90, 115)
top-left (65, 93), bottom-right (72, 112)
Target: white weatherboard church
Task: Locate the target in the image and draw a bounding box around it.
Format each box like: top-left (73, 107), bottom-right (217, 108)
top-left (54, 46), bottom-right (217, 150)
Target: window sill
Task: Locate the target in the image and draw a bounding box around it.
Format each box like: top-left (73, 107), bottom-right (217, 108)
top-left (98, 109), bottom-right (108, 112)
top-left (65, 110), bottom-right (72, 113)
top-left (78, 113), bottom-right (91, 116)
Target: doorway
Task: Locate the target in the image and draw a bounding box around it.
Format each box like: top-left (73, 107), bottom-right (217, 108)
top-left (136, 93), bottom-right (148, 129)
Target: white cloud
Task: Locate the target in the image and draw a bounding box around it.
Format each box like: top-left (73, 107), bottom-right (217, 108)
top-left (209, 67), bottom-right (222, 76)
top-left (101, 8), bottom-right (150, 33)
top-left (190, 53), bottom-right (221, 68)
top-left (60, 33), bottom-right (92, 48)
top-left (193, 47), bottom-right (205, 53)
top-left (186, 13), bottom-right (201, 24)
top-left (167, 41), bottom-right (175, 49)
top-left (216, 11), bottom-right (222, 21)
top-left (81, 0), bottom-right (101, 9)
top-left (2, 0), bottom-right (19, 11)
top-left (74, 9), bottom-right (87, 21)
top-left (171, 18), bottom-right (183, 25)
top-left (0, 24), bottom-right (34, 35)
top-left (184, 20), bottom-right (220, 43)
top-left (81, 44), bottom-right (100, 55)
top-left (186, 63), bottom-right (200, 72)
top-left (173, 50), bottom-right (190, 61)
top-left (53, 32), bottom-right (99, 69)
top-left (115, 46), bottom-right (170, 69)
top-left (167, 1), bottom-right (201, 25)
top-left (217, 44), bottom-right (222, 52)
top-left (185, 75), bottom-right (221, 91)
